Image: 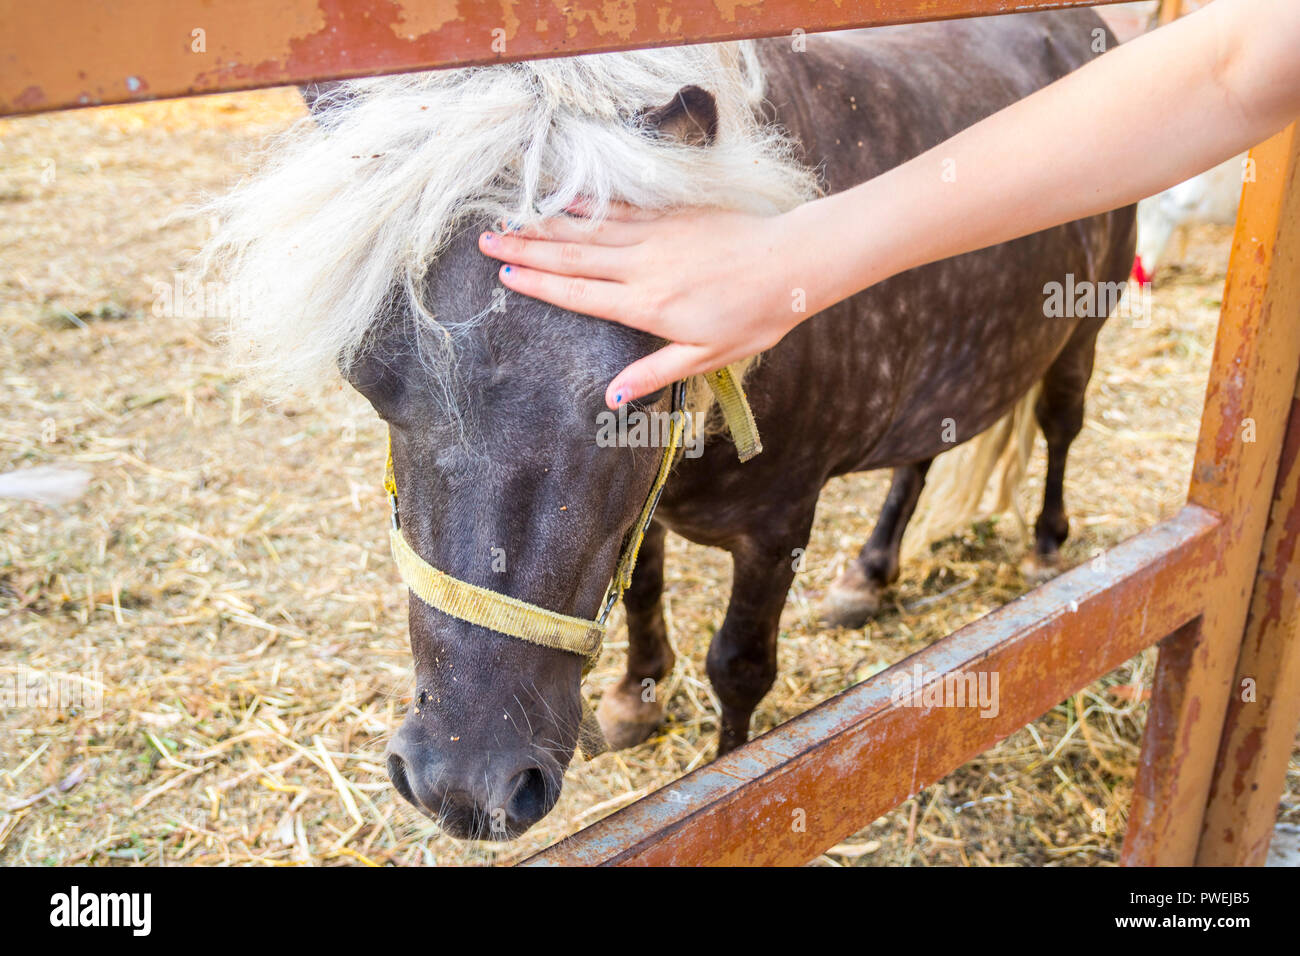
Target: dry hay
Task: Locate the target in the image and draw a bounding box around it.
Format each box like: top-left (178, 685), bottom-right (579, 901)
top-left (1, 90), bottom-right (1295, 866)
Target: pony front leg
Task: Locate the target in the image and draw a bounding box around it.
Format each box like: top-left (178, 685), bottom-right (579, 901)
top-left (596, 521), bottom-right (675, 750)
top-left (707, 515), bottom-right (815, 756)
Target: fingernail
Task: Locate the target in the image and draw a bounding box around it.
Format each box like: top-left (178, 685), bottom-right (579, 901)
top-left (482, 231), bottom-right (496, 244)
top-left (613, 391), bottom-right (623, 405)
top-left (506, 220), bottom-right (519, 232)
top-left (502, 265), bottom-right (512, 275)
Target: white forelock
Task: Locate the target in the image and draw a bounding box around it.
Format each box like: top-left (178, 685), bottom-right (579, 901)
top-left (200, 41), bottom-right (820, 396)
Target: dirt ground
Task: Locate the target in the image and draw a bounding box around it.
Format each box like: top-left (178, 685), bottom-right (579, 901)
top-left (1, 88), bottom-right (1295, 866)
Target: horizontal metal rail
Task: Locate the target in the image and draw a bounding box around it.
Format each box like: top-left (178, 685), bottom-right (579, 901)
top-left (1, 0), bottom-right (1136, 117)
top-left (528, 505), bottom-right (1222, 865)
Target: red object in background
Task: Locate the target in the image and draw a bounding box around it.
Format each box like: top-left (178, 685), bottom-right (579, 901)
top-left (1131, 255), bottom-right (1153, 286)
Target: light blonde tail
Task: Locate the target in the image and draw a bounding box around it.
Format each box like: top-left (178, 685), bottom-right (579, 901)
top-left (900, 382), bottom-right (1042, 562)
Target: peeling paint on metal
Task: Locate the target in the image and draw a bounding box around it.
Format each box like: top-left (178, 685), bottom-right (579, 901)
top-left (3, 0), bottom-right (1140, 116)
top-left (388, 0), bottom-right (461, 40)
top-left (713, 0), bottom-right (764, 23)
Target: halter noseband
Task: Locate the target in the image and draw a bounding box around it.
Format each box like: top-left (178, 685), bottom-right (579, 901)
top-left (383, 366), bottom-right (762, 756)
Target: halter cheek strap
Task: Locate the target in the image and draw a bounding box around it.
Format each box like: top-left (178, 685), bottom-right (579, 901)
top-left (383, 366), bottom-right (761, 758)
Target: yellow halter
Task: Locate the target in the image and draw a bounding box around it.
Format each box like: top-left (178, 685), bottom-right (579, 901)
top-left (383, 366), bottom-right (761, 757)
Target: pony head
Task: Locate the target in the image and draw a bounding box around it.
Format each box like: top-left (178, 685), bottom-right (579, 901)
top-left (201, 42), bottom-right (817, 839)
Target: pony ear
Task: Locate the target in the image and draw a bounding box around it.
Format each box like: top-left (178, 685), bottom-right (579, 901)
top-left (640, 85), bottom-right (718, 147)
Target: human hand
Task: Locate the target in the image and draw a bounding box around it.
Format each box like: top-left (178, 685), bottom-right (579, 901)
top-left (478, 203), bottom-right (817, 409)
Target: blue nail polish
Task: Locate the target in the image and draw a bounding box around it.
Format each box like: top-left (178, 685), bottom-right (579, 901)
top-left (483, 231), bottom-right (496, 241)
top-left (502, 265), bottom-right (512, 275)
top-left (614, 392), bottom-right (623, 405)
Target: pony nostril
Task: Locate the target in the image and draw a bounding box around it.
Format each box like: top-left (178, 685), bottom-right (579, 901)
top-left (503, 767), bottom-right (552, 828)
top-left (385, 732), bottom-right (558, 836)
top-left (387, 753), bottom-right (419, 810)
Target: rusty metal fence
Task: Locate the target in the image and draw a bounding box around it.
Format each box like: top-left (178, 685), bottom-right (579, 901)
top-left (4, 0), bottom-right (1297, 866)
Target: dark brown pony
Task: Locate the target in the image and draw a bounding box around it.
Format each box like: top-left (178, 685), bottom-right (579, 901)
top-left (311, 10), bottom-right (1133, 838)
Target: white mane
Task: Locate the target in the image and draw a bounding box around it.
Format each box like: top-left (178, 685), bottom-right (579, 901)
top-left (201, 41), bottom-right (820, 396)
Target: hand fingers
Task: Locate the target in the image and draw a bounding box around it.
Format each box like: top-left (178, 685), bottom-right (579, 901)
top-left (497, 263), bottom-right (651, 328)
top-left (510, 215), bottom-right (647, 246)
top-left (480, 230), bottom-right (628, 279)
top-left (605, 343), bottom-right (712, 409)
top-left (565, 198), bottom-right (663, 223)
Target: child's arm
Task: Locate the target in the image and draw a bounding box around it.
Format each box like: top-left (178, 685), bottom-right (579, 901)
top-left (482, 0), bottom-right (1300, 408)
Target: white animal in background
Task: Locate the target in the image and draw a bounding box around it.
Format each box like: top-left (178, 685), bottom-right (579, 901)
top-left (0, 465), bottom-right (91, 506)
top-left (1132, 153), bottom-right (1247, 285)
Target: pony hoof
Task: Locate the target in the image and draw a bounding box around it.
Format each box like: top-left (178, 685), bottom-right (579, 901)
top-left (1020, 551), bottom-right (1062, 585)
top-left (819, 565), bottom-right (883, 629)
top-left (595, 685), bottom-right (665, 751)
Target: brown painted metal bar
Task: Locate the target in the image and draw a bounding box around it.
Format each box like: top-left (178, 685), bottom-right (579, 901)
top-left (1123, 124), bottom-right (1300, 866)
top-left (0, 0), bottom-right (1135, 117)
top-left (528, 506), bottom-right (1220, 866)
top-left (1197, 229), bottom-right (1300, 865)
